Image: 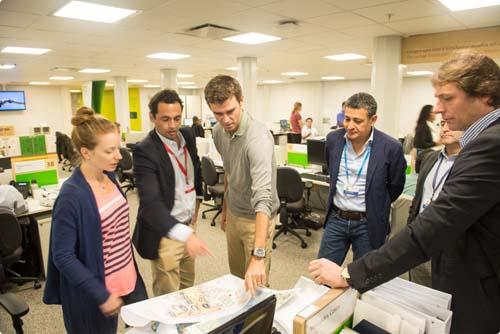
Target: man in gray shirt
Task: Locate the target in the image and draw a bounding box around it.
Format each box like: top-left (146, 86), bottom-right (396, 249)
top-left (204, 75), bottom-right (279, 295)
top-left (0, 184), bottom-right (28, 215)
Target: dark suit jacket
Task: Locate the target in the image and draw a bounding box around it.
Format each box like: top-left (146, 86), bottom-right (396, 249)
top-left (407, 150), bottom-right (440, 224)
top-left (132, 128), bottom-right (203, 260)
top-left (324, 128), bottom-right (406, 249)
top-left (191, 124), bottom-right (205, 138)
top-left (348, 118), bottom-right (500, 334)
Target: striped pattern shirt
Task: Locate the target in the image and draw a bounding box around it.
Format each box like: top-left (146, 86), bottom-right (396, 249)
top-left (95, 186), bottom-right (136, 296)
top-left (460, 108), bottom-right (500, 148)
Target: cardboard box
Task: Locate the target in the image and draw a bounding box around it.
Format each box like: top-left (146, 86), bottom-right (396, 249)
top-left (293, 288), bottom-right (357, 334)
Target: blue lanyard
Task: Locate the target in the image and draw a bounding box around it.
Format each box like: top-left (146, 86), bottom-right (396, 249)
top-left (431, 155), bottom-right (452, 199)
top-left (343, 143), bottom-right (371, 186)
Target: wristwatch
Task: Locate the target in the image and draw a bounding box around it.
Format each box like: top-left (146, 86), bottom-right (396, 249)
top-left (340, 267), bottom-right (351, 286)
top-left (252, 247), bottom-right (266, 259)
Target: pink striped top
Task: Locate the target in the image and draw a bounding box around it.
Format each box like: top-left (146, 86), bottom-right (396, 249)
top-left (95, 186), bottom-right (136, 296)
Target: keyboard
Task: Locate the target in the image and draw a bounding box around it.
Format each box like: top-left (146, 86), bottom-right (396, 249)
top-left (300, 173), bottom-right (330, 183)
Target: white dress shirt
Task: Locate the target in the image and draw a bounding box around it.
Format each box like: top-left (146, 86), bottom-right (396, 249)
top-left (301, 126), bottom-right (318, 143)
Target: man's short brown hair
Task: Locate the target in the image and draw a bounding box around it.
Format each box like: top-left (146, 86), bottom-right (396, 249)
top-left (204, 75), bottom-right (243, 105)
top-left (432, 50), bottom-right (500, 108)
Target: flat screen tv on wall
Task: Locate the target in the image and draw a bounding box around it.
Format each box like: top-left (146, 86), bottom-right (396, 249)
top-left (0, 91), bottom-right (26, 111)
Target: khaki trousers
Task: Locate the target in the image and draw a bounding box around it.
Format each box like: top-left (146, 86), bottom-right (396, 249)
top-left (225, 209), bottom-right (277, 285)
top-left (150, 237), bottom-right (195, 296)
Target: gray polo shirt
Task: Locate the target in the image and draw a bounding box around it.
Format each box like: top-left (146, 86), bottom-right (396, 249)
top-left (213, 112), bottom-right (279, 220)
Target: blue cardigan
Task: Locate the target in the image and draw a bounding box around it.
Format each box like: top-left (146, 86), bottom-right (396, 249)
top-left (43, 167), bottom-right (121, 308)
top-left (325, 128), bottom-right (407, 248)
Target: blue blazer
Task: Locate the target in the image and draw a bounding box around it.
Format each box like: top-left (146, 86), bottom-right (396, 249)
top-left (324, 128), bottom-right (406, 248)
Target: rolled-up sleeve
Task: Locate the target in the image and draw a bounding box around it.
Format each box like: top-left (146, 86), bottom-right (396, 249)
top-left (247, 135), bottom-right (275, 218)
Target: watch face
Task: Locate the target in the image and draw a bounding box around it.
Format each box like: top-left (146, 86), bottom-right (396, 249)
top-left (253, 248), bottom-right (266, 257)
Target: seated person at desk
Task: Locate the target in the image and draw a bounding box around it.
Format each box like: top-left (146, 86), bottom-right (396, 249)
top-left (43, 107), bottom-right (147, 334)
top-left (318, 92), bottom-right (406, 265)
top-left (0, 184), bottom-right (28, 215)
top-left (301, 117), bottom-right (318, 143)
top-left (191, 116), bottom-right (205, 138)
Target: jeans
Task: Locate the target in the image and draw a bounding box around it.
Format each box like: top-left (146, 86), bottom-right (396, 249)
top-left (317, 212), bottom-right (374, 265)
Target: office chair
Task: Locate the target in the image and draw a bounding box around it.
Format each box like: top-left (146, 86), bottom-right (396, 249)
top-left (0, 210), bottom-right (41, 290)
top-left (287, 133), bottom-right (302, 144)
top-left (57, 133), bottom-right (76, 172)
top-left (116, 147), bottom-right (135, 195)
top-left (200, 156), bottom-right (224, 227)
top-left (0, 265), bottom-right (29, 334)
top-left (273, 167), bottom-right (311, 249)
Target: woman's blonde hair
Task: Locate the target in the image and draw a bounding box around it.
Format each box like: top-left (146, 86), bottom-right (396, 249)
top-left (71, 107), bottom-right (117, 155)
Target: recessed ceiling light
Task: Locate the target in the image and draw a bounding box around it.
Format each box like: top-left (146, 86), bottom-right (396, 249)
top-left (53, 1), bottom-right (136, 23)
top-left (407, 70), bottom-right (433, 76)
top-left (0, 64), bottom-right (16, 70)
top-left (182, 86), bottom-right (199, 89)
top-left (437, 0), bottom-right (500, 11)
top-left (226, 66), bottom-right (238, 71)
top-left (223, 32), bottom-right (281, 45)
top-left (1, 46), bottom-right (50, 55)
top-left (281, 72), bottom-right (308, 76)
top-left (147, 52), bottom-right (190, 60)
top-left (50, 76), bottom-right (74, 80)
top-left (69, 89), bottom-right (81, 93)
top-left (29, 82), bottom-right (50, 85)
top-left (144, 84), bottom-right (160, 88)
top-left (262, 80), bottom-right (283, 84)
top-left (324, 53), bottom-right (366, 61)
top-left (79, 68), bottom-right (111, 73)
top-left (177, 81), bottom-right (195, 85)
top-left (177, 73), bottom-right (193, 78)
top-left (321, 76), bottom-right (345, 80)
top-left (127, 79), bottom-right (148, 83)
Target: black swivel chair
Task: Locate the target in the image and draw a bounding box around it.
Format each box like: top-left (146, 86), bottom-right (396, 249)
top-left (0, 262), bottom-right (29, 334)
top-left (273, 167), bottom-right (311, 249)
top-left (116, 147), bottom-right (135, 195)
top-left (200, 157), bottom-right (225, 227)
top-left (57, 133), bottom-right (76, 172)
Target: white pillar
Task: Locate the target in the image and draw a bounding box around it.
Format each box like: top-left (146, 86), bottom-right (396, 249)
top-left (160, 68), bottom-right (177, 90)
top-left (81, 81), bottom-right (92, 108)
top-left (370, 35), bottom-right (403, 137)
top-left (114, 76), bottom-right (131, 132)
top-left (237, 57), bottom-right (258, 118)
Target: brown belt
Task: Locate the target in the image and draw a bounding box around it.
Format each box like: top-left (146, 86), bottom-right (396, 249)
top-left (332, 204), bottom-right (366, 221)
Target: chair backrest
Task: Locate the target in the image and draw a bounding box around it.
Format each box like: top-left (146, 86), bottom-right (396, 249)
top-left (0, 210), bottom-right (22, 258)
top-left (277, 167), bottom-right (304, 203)
top-left (61, 134), bottom-right (76, 159)
top-left (201, 156), bottom-right (218, 186)
top-left (118, 147), bottom-right (133, 170)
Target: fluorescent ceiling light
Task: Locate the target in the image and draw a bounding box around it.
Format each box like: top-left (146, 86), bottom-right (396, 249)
top-left (50, 76), bottom-right (74, 80)
top-left (53, 1), bottom-right (136, 23)
top-left (321, 76), bottom-right (345, 80)
top-left (144, 84), bottom-right (160, 88)
top-left (1, 46), bottom-right (50, 55)
top-left (177, 73), bottom-right (193, 78)
top-left (147, 52), bottom-right (190, 60)
top-left (69, 89), bottom-right (81, 93)
top-left (105, 83), bottom-right (114, 87)
top-left (281, 72), bottom-right (308, 76)
top-left (30, 82), bottom-right (50, 85)
top-left (262, 80), bottom-right (283, 84)
top-left (437, 0), bottom-right (500, 11)
top-left (177, 81), bottom-right (195, 85)
top-left (127, 79), bottom-right (147, 83)
top-left (226, 66), bottom-right (237, 71)
top-left (182, 86), bottom-right (199, 89)
top-left (407, 70), bottom-right (433, 76)
top-left (324, 53), bottom-right (366, 61)
top-left (0, 64), bottom-right (16, 70)
top-left (223, 32), bottom-right (281, 45)
top-left (79, 68), bottom-right (111, 73)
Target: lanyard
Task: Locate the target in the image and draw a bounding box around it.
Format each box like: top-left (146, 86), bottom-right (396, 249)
top-left (343, 143), bottom-right (371, 186)
top-left (163, 143), bottom-right (191, 186)
top-left (431, 155), bottom-right (452, 199)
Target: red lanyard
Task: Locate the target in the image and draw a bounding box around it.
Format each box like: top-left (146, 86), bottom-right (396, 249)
top-left (163, 143), bottom-right (190, 183)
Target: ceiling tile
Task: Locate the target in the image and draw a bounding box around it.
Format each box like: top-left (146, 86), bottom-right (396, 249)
top-left (322, 0), bottom-right (404, 10)
top-left (386, 15), bottom-right (464, 35)
top-left (308, 12), bottom-right (375, 29)
top-left (354, 0), bottom-right (448, 23)
top-left (258, 0), bottom-right (342, 20)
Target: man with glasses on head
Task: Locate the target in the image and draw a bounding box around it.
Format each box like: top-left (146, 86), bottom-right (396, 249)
top-left (309, 51), bottom-right (500, 334)
top-left (204, 75), bottom-right (279, 296)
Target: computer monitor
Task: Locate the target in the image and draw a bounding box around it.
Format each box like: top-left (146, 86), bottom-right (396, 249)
top-left (208, 295), bottom-right (276, 334)
top-left (280, 119), bottom-right (289, 132)
top-left (307, 139), bottom-right (328, 174)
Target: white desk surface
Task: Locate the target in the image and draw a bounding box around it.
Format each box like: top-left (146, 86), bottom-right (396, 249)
top-left (17, 178), bottom-right (67, 217)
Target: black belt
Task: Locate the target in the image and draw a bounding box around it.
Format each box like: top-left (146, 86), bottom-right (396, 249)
top-left (332, 204), bottom-right (366, 220)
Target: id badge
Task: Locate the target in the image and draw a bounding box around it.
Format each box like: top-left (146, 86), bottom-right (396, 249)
top-left (344, 185), bottom-right (359, 197)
